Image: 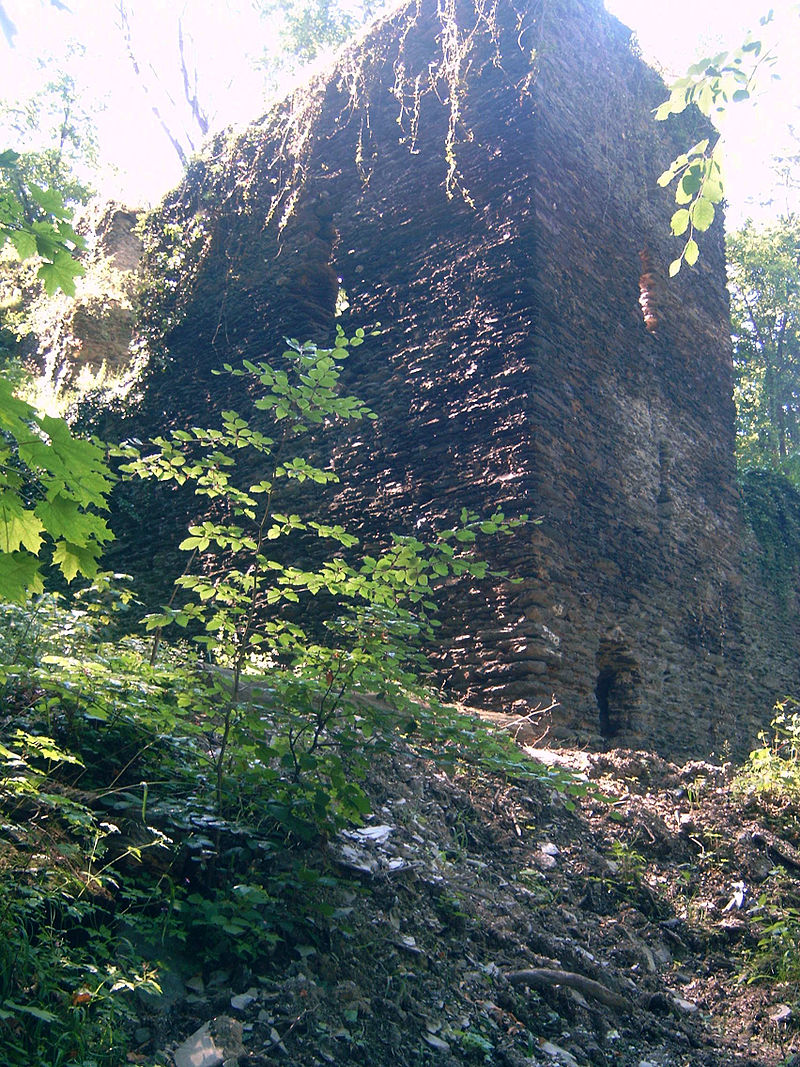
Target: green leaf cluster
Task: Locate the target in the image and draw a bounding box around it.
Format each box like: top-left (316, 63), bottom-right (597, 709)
top-left (0, 375), bottom-right (114, 601)
top-left (732, 698), bottom-right (800, 989)
top-left (0, 151), bottom-right (113, 602)
top-left (0, 149), bottom-right (86, 296)
top-left (657, 136), bottom-right (724, 274)
top-left (654, 35), bottom-right (771, 124)
top-left (734, 699), bottom-right (800, 800)
top-left (655, 17), bottom-right (779, 274)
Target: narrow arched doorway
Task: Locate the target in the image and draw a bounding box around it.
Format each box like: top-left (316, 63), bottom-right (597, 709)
top-left (595, 628), bottom-right (641, 739)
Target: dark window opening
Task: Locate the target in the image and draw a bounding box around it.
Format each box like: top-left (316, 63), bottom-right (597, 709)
top-left (596, 668), bottom-right (616, 737)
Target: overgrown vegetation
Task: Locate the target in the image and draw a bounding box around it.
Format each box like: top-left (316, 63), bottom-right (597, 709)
top-left (732, 706), bottom-right (800, 993)
top-left (0, 315), bottom-right (588, 1063)
top-left (739, 469), bottom-right (800, 594)
top-left (724, 198), bottom-right (800, 593)
top-left (734, 699), bottom-right (800, 801)
top-left (0, 579), bottom-right (576, 1063)
top-left (730, 216), bottom-right (800, 478)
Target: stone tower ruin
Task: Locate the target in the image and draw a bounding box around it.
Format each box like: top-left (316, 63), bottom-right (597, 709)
top-left (112, 0), bottom-right (800, 757)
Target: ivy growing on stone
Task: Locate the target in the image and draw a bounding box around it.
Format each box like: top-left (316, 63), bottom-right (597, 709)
top-left (740, 468), bottom-right (800, 595)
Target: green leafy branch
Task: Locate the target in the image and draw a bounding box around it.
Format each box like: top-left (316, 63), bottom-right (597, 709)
top-left (655, 13), bottom-right (780, 275)
top-left (120, 327), bottom-right (530, 822)
top-left (0, 377), bottom-right (114, 602)
top-left (658, 135), bottom-right (724, 275)
top-left (0, 148), bottom-right (85, 296)
top-left (0, 150), bottom-right (114, 605)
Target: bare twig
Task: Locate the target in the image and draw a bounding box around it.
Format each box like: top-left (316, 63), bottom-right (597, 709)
top-left (178, 17), bottom-right (209, 137)
top-left (0, 1), bottom-right (17, 45)
top-left (499, 697), bottom-right (559, 744)
top-left (116, 0), bottom-right (189, 168)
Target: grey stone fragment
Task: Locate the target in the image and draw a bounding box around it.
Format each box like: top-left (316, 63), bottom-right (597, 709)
top-left (173, 1016), bottom-right (244, 1067)
top-left (173, 1022), bottom-right (224, 1067)
top-left (672, 996), bottom-right (699, 1014)
top-left (230, 988), bottom-right (258, 1011)
top-left (422, 1032), bottom-right (451, 1051)
top-left (539, 1040), bottom-right (579, 1066)
top-left (535, 849), bottom-right (558, 871)
top-left (770, 1003), bottom-right (793, 1024)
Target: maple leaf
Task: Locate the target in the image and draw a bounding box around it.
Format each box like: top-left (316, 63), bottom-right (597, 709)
top-left (0, 551), bottom-right (43, 603)
top-left (38, 248), bottom-right (84, 297)
top-left (36, 495), bottom-right (111, 548)
top-left (52, 540), bottom-right (101, 583)
top-left (0, 494), bottom-right (44, 554)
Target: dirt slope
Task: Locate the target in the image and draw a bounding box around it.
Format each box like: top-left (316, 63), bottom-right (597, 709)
top-left (139, 734), bottom-right (800, 1067)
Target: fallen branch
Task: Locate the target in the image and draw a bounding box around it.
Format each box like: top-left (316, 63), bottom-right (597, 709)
top-left (490, 698), bottom-right (559, 744)
top-left (751, 828), bottom-right (800, 872)
top-left (505, 968), bottom-right (630, 1010)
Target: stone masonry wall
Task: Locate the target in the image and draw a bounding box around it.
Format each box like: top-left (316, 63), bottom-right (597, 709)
top-left (109, 0), bottom-right (800, 759)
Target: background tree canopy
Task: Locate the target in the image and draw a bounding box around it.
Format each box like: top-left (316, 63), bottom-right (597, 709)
top-left (0, 66), bottom-right (98, 209)
top-left (730, 216), bottom-right (800, 478)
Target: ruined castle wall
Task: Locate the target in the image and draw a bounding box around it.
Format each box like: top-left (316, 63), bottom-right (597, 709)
top-left (112, 0), bottom-right (800, 758)
top-left (508, 0), bottom-right (746, 752)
